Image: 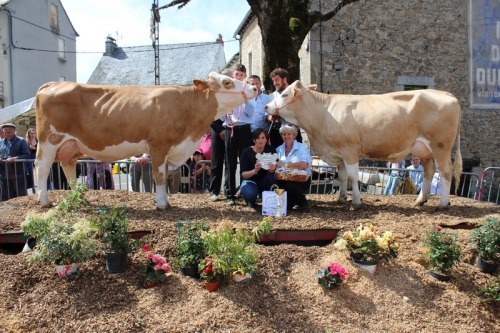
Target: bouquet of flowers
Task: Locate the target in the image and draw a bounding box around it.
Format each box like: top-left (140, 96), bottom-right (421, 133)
top-left (334, 223), bottom-right (399, 263)
top-left (141, 244), bottom-right (171, 284)
top-left (317, 262), bottom-right (349, 290)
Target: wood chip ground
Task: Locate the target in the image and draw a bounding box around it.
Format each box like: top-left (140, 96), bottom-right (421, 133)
top-left (0, 191), bottom-right (499, 332)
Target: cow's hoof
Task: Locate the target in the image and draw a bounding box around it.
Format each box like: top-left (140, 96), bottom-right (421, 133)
top-left (155, 206), bottom-right (167, 211)
top-left (351, 203), bottom-right (363, 211)
top-left (414, 200), bottom-right (427, 206)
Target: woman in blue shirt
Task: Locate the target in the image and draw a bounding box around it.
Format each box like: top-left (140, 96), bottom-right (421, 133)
top-left (275, 124), bottom-right (312, 213)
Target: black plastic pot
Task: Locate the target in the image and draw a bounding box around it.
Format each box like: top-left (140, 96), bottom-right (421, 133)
top-left (350, 255), bottom-right (379, 266)
top-left (106, 251), bottom-right (128, 273)
top-left (181, 266), bottom-right (200, 279)
top-left (476, 256), bottom-right (499, 274)
top-left (429, 270), bottom-right (451, 282)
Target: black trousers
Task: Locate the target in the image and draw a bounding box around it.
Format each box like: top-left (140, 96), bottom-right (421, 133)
top-left (277, 177), bottom-right (311, 207)
top-left (208, 129), bottom-right (227, 196)
top-left (224, 125), bottom-right (253, 199)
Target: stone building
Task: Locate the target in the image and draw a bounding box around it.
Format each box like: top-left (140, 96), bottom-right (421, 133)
top-left (233, 0), bottom-right (500, 172)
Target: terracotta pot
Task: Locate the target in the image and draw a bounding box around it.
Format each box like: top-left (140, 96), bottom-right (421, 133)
top-left (476, 256), bottom-right (499, 274)
top-left (429, 270), bottom-right (451, 282)
top-left (203, 280), bottom-right (221, 292)
top-left (144, 281), bottom-right (160, 289)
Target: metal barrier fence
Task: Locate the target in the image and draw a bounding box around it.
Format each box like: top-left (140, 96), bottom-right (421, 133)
top-left (0, 159), bottom-right (497, 204)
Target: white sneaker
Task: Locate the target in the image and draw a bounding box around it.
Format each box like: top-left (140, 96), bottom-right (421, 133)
top-left (210, 194), bottom-right (218, 202)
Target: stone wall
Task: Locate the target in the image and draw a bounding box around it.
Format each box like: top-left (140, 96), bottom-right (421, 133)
top-left (240, 18), bottom-right (264, 80)
top-left (305, 0), bottom-right (500, 168)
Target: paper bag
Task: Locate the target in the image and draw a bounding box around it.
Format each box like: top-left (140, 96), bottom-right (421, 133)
top-left (262, 190), bottom-right (287, 216)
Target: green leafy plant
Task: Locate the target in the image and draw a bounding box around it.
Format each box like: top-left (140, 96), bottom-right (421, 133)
top-left (424, 227), bottom-right (462, 275)
top-left (174, 222), bottom-right (208, 269)
top-left (21, 209), bottom-right (98, 265)
top-left (57, 181), bottom-right (88, 212)
top-left (469, 215), bottom-right (500, 262)
top-left (251, 216), bottom-right (273, 241)
top-left (479, 275), bottom-right (500, 303)
top-left (96, 206), bottom-right (136, 253)
top-left (202, 222), bottom-right (259, 278)
top-left (317, 263), bottom-right (349, 290)
top-left (334, 223), bottom-right (399, 262)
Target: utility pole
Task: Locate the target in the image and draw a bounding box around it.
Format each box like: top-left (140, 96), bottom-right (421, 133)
top-left (151, 1), bottom-right (161, 85)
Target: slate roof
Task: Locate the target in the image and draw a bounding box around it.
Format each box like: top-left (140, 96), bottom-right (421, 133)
top-left (87, 42), bottom-right (225, 86)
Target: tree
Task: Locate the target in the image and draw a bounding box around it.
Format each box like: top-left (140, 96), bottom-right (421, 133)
top-left (163, 0), bottom-right (359, 90)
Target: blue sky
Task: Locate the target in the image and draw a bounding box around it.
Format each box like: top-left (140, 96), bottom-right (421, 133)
top-left (61, 0), bottom-right (250, 83)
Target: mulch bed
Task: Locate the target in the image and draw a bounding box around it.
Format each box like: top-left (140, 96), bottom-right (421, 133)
top-left (0, 191), bottom-right (499, 332)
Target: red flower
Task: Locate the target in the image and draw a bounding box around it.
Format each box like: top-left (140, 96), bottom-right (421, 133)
top-left (142, 244), bottom-right (151, 252)
top-left (435, 226), bottom-right (442, 232)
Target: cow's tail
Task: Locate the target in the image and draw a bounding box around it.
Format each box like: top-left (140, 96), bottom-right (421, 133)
top-left (453, 107), bottom-right (463, 195)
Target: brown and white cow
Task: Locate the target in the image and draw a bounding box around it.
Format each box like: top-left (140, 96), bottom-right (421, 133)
top-left (35, 72), bottom-right (257, 209)
top-left (265, 81), bottom-right (462, 208)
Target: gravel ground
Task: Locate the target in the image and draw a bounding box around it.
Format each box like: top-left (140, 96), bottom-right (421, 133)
top-left (0, 190), bottom-right (499, 333)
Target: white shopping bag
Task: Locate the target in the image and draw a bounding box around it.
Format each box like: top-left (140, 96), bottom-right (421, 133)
top-left (262, 190), bottom-right (287, 216)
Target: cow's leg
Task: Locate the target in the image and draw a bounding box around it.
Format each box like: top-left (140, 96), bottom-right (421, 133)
top-left (336, 163), bottom-right (348, 203)
top-left (416, 158), bottom-right (436, 206)
top-left (35, 143), bottom-right (58, 208)
top-left (150, 156), bottom-right (168, 210)
top-left (345, 162), bottom-right (362, 207)
top-left (435, 156), bottom-right (453, 208)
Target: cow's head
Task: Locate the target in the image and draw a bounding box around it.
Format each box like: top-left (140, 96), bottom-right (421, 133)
top-left (265, 80), bottom-right (316, 125)
top-left (193, 71), bottom-right (258, 118)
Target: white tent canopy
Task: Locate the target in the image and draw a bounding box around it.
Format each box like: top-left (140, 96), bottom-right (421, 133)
top-left (0, 97), bottom-right (36, 124)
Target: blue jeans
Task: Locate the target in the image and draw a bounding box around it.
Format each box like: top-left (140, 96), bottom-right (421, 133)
top-left (383, 174), bottom-right (399, 195)
top-left (241, 173), bottom-right (278, 205)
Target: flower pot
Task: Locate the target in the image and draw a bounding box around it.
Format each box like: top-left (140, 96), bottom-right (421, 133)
top-left (351, 255), bottom-right (379, 275)
top-left (476, 256), bottom-right (499, 274)
top-left (203, 280), bottom-right (221, 292)
top-left (105, 251), bottom-right (128, 274)
top-left (429, 270), bottom-right (451, 282)
top-left (181, 266), bottom-right (201, 279)
top-left (144, 281), bottom-right (160, 289)
top-left (55, 263), bottom-right (79, 278)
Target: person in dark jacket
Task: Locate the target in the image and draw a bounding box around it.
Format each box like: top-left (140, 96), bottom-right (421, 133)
top-left (0, 123), bottom-right (31, 201)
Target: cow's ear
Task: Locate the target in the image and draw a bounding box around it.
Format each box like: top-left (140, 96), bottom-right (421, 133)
top-left (193, 79), bottom-right (209, 90)
top-left (306, 84), bottom-right (317, 91)
top-left (293, 81), bottom-right (303, 96)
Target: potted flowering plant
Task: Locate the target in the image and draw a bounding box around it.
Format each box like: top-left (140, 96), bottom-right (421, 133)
top-left (199, 257), bottom-right (224, 291)
top-left (334, 223), bottom-right (399, 264)
top-left (140, 244), bottom-right (172, 288)
top-left (424, 227), bottom-right (462, 281)
top-left (469, 215), bottom-right (500, 274)
top-left (317, 263), bottom-right (349, 290)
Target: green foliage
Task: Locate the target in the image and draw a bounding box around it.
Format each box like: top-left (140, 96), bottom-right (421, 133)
top-left (317, 267), bottom-right (343, 290)
top-left (96, 206), bottom-right (136, 253)
top-left (424, 228), bottom-right (462, 275)
top-left (57, 181), bottom-right (88, 212)
top-left (251, 217), bottom-right (273, 241)
top-left (479, 275), bottom-right (500, 303)
top-left (174, 222), bottom-right (208, 269)
top-left (198, 257), bottom-right (224, 282)
top-left (202, 222), bottom-right (259, 278)
top-left (21, 209), bottom-right (98, 265)
top-left (469, 215), bottom-right (500, 262)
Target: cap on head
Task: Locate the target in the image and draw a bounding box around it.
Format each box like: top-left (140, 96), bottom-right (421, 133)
top-left (1, 123), bottom-right (16, 129)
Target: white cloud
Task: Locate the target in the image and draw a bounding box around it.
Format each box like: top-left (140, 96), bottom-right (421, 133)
top-left (61, 0), bottom-right (249, 83)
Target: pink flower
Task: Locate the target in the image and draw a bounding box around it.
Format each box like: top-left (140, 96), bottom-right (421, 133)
top-left (147, 253), bottom-right (154, 260)
top-left (153, 264), bottom-right (163, 271)
top-left (161, 263), bottom-right (171, 272)
top-left (152, 254), bottom-right (163, 264)
top-left (436, 226), bottom-right (442, 232)
top-left (327, 263), bottom-right (349, 281)
top-left (142, 244), bottom-right (151, 252)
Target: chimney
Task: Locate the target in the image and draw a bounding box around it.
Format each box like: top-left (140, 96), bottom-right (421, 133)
top-left (104, 35), bottom-right (117, 56)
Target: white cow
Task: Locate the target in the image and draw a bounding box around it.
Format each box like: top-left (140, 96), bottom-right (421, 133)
top-left (35, 72), bottom-right (257, 209)
top-left (265, 81), bottom-right (462, 208)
